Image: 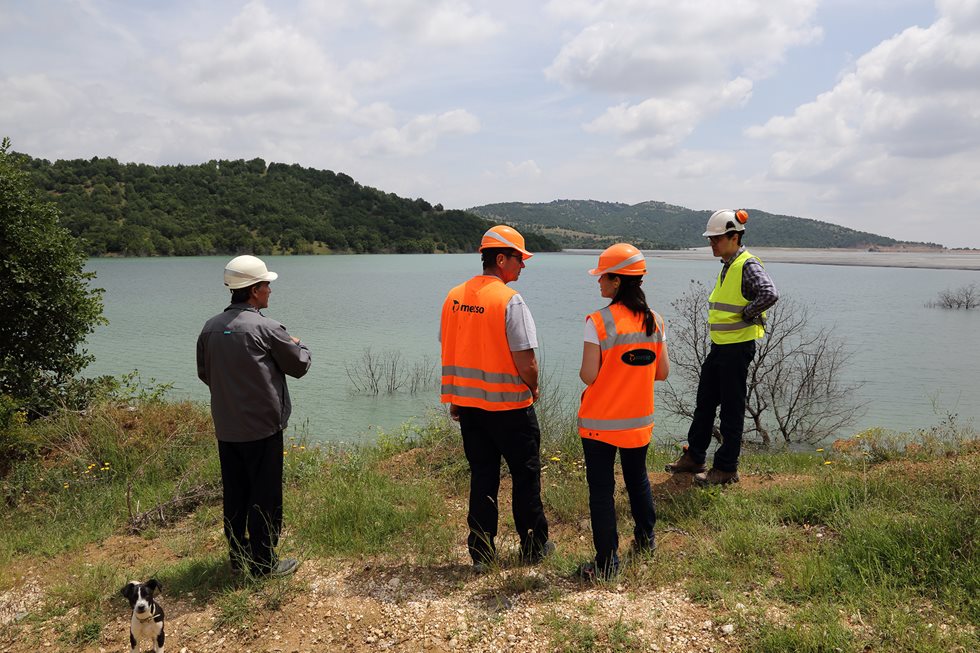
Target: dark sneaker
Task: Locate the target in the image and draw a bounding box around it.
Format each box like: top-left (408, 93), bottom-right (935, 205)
top-left (630, 536), bottom-right (656, 554)
top-left (575, 561), bottom-right (617, 582)
top-left (267, 558), bottom-right (300, 578)
top-left (523, 540), bottom-right (556, 565)
top-left (693, 468), bottom-right (740, 486)
top-left (665, 446), bottom-right (707, 474)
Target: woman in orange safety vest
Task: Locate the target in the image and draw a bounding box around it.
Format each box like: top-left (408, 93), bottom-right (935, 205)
top-left (576, 243), bottom-right (670, 580)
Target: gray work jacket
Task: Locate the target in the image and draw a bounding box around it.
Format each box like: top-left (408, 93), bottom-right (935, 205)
top-left (197, 303), bottom-right (312, 443)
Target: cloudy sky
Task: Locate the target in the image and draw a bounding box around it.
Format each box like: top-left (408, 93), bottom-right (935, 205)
top-left (3, 0), bottom-right (979, 247)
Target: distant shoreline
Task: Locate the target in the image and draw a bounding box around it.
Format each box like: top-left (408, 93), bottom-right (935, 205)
top-left (563, 247), bottom-right (980, 271)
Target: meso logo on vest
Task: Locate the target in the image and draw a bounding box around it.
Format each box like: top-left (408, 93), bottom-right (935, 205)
top-left (621, 349), bottom-right (656, 366)
top-left (452, 299), bottom-right (485, 314)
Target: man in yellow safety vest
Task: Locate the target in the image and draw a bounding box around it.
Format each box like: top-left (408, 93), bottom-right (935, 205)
top-left (665, 210), bottom-right (779, 485)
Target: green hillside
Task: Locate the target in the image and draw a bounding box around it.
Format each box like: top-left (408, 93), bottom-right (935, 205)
top-left (469, 199), bottom-right (941, 250)
top-left (17, 154), bottom-right (559, 256)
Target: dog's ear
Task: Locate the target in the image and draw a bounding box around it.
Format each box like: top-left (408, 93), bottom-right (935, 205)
top-left (121, 581), bottom-right (138, 600)
top-left (146, 578), bottom-right (162, 596)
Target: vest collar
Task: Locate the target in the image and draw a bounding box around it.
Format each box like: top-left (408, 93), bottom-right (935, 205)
top-left (721, 246), bottom-right (747, 267)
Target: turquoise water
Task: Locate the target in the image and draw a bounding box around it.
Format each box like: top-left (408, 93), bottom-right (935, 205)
top-left (84, 253), bottom-right (980, 443)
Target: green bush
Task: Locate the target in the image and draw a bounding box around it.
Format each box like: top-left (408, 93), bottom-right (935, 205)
top-left (0, 138), bottom-right (105, 417)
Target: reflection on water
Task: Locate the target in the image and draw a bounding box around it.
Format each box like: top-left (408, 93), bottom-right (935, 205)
top-left (84, 253), bottom-right (980, 444)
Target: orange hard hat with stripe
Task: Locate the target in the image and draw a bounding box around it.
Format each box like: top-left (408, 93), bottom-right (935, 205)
top-left (589, 243), bottom-right (646, 276)
top-left (479, 225), bottom-right (533, 260)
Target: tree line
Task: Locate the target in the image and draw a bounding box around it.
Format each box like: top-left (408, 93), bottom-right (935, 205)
top-left (20, 154), bottom-right (559, 257)
top-left (470, 199), bottom-right (943, 250)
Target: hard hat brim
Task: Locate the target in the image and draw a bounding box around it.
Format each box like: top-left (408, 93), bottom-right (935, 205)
top-left (478, 244), bottom-right (533, 259)
top-left (588, 266), bottom-right (645, 276)
top-left (702, 227), bottom-right (743, 237)
top-left (224, 269), bottom-right (278, 289)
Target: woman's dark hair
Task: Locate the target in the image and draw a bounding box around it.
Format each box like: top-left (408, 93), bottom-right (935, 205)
top-left (230, 284), bottom-right (255, 303)
top-left (610, 274), bottom-right (656, 336)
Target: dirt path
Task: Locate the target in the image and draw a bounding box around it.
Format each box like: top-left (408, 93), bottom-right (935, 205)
top-left (0, 472), bottom-right (745, 653)
top-left (2, 553), bottom-right (732, 653)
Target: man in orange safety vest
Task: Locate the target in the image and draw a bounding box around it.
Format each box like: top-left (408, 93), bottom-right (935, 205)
top-left (440, 225), bottom-right (554, 572)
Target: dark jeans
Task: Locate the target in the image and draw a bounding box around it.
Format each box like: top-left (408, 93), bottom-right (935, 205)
top-left (459, 406), bottom-right (549, 564)
top-left (687, 340), bottom-right (756, 472)
top-left (217, 431), bottom-right (284, 575)
top-left (581, 438), bottom-right (656, 574)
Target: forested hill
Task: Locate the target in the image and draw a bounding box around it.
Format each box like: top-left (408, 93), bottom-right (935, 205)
top-left (19, 154), bottom-right (559, 256)
top-left (469, 200), bottom-right (941, 250)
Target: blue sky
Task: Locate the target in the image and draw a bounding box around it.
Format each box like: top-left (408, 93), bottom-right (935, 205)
top-left (3, 0), bottom-right (978, 247)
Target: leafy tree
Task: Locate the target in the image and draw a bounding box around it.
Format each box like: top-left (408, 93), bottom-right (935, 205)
top-left (0, 138), bottom-right (106, 416)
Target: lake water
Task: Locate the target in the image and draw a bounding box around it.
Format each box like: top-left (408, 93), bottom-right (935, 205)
top-left (83, 253), bottom-right (980, 444)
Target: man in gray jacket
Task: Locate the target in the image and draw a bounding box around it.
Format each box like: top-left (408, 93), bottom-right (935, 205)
top-left (197, 255), bottom-right (312, 578)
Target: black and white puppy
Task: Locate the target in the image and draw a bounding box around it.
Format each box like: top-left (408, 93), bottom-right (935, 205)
top-left (120, 579), bottom-right (165, 653)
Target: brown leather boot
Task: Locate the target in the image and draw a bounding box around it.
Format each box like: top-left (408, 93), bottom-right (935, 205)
top-left (664, 446), bottom-right (707, 474)
top-left (693, 468), bottom-right (740, 486)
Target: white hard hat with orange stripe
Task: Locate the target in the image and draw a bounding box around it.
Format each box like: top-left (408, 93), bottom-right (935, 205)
top-left (588, 243), bottom-right (646, 276)
top-left (479, 225), bottom-right (533, 260)
top-left (703, 209), bottom-right (748, 237)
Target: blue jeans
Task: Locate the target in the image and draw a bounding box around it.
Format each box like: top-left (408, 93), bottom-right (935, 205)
top-left (581, 437), bottom-right (656, 575)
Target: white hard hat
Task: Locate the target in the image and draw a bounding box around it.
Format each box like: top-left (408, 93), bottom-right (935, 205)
top-left (223, 255), bottom-right (278, 289)
top-left (703, 209), bottom-right (748, 237)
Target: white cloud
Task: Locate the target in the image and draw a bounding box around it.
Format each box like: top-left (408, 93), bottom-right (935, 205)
top-left (0, 74), bottom-right (73, 124)
top-left (298, 0), bottom-right (351, 25)
top-left (545, 0), bottom-right (820, 158)
top-left (585, 77), bottom-right (752, 155)
top-left (343, 55), bottom-right (404, 86)
top-left (505, 160), bottom-right (542, 178)
top-left (358, 109), bottom-right (480, 156)
top-left (743, 2), bottom-right (980, 245)
top-left (358, 0), bottom-right (501, 45)
top-left (545, 1), bottom-right (821, 94)
top-left (748, 5), bottom-right (980, 176)
top-left (165, 1), bottom-right (356, 116)
top-left (3, 0), bottom-right (978, 246)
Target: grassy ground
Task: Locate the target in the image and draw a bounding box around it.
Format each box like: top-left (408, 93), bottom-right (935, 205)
top-left (0, 399), bottom-right (977, 652)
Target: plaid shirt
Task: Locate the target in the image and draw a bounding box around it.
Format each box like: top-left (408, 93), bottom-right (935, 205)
top-left (719, 247), bottom-right (779, 321)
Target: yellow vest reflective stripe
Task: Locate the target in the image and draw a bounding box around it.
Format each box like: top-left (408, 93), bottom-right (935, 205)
top-left (577, 304), bottom-right (664, 448)
top-left (440, 276), bottom-right (533, 411)
top-left (707, 250), bottom-right (766, 344)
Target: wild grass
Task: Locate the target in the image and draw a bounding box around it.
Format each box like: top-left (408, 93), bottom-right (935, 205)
top-left (542, 611), bottom-right (644, 653)
top-left (1, 390), bottom-right (978, 653)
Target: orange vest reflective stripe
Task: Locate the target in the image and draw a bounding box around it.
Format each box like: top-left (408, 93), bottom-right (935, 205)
top-left (577, 304), bottom-right (665, 448)
top-left (440, 275), bottom-right (533, 411)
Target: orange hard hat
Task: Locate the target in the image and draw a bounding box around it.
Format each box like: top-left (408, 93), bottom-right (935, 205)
top-left (588, 243), bottom-right (646, 276)
top-left (479, 225), bottom-right (533, 260)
